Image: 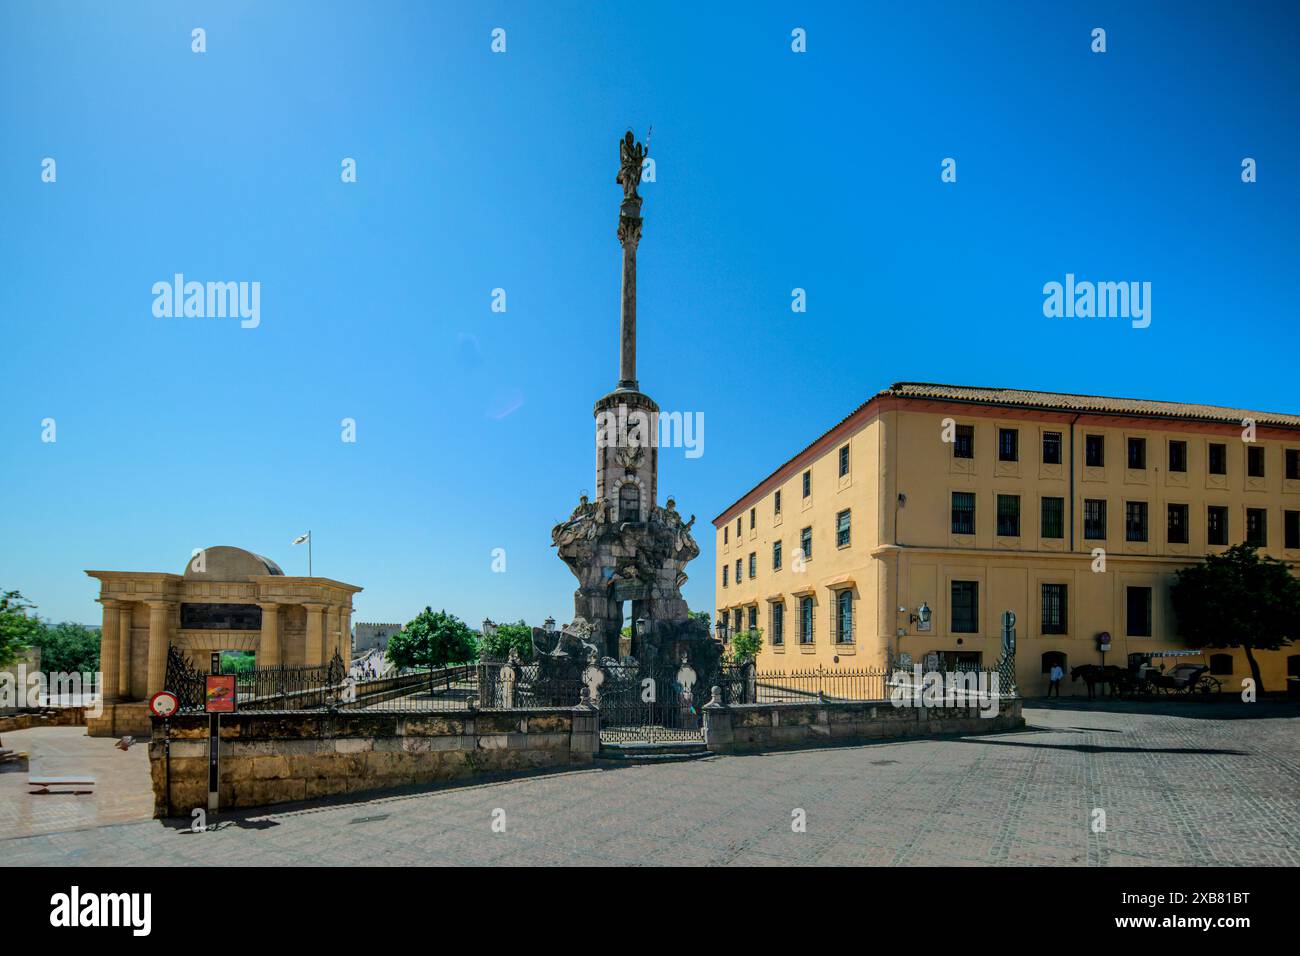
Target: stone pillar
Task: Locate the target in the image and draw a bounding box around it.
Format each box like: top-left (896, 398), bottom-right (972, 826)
top-left (117, 602), bottom-right (134, 699)
top-left (702, 686), bottom-right (734, 754)
top-left (145, 602), bottom-right (173, 697)
top-left (326, 606), bottom-right (341, 663)
top-left (259, 603), bottom-right (281, 668)
top-left (304, 604), bottom-right (326, 666)
top-left (98, 600), bottom-right (122, 703)
top-left (340, 605), bottom-right (352, 663)
top-left (616, 196), bottom-right (642, 389)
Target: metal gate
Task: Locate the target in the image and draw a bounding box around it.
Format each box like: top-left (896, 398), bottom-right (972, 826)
top-left (596, 664), bottom-right (707, 743)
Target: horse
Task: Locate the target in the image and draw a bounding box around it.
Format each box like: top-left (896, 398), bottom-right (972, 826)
top-left (1070, 664), bottom-right (1126, 700)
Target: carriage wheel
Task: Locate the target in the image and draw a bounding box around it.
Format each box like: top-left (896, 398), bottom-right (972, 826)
top-left (1194, 676), bottom-right (1220, 696)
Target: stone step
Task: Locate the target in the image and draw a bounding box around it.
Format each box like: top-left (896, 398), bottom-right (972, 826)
top-left (597, 740), bottom-right (710, 763)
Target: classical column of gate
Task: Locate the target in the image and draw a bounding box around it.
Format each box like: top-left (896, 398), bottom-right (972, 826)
top-left (117, 602), bottom-right (134, 699)
top-left (98, 599), bottom-right (122, 703)
top-left (304, 603), bottom-right (326, 665)
top-left (259, 602), bottom-right (281, 667)
top-left (145, 601), bottom-right (173, 696)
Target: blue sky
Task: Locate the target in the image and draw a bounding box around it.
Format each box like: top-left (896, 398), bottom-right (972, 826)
top-left (2, 1), bottom-right (1297, 627)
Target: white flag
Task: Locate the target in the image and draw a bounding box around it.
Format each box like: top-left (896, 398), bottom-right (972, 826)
top-left (292, 531), bottom-right (310, 545)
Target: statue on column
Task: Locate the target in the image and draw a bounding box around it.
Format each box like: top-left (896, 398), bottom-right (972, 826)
top-left (616, 130), bottom-right (648, 202)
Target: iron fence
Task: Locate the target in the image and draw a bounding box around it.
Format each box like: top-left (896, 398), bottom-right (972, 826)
top-left (751, 666), bottom-right (889, 703)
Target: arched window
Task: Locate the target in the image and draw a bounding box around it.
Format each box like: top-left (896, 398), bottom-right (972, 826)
top-left (618, 483), bottom-right (640, 523)
top-left (1041, 651), bottom-right (1067, 674)
top-left (836, 590), bottom-right (853, 644)
top-left (1209, 653), bottom-right (1234, 675)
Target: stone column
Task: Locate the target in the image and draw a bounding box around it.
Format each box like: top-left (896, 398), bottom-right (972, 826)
top-left (326, 606), bottom-right (341, 663)
top-left (259, 603), bottom-right (281, 668)
top-left (340, 604), bottom-right (352, 663)
top-left (145, 602), bottom-right (173, 697)
top-left (117, 602), bottom-right (134, 699)
top-left (616, 196), bottom-right (643, 390)
top-left (304, 604), bottom-right (326, 666)
top-left (98, 600), bottom-right (122, 703)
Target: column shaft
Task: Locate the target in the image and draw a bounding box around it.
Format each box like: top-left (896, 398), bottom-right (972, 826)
top-left (99, 601), bottom-right (121, 704)
top-left (117, 603), bottom-right (134, 699)
top-left (146, 602), bottom-right (172, 697)
top-left (259, 603), bottom-right (281, 668)
top-left (304, 604), bottom-right (325, 666)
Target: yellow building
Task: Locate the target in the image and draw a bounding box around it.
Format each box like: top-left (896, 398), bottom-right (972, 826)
top-left (85, 545), bottom-right (361, 736)
top-left (713, 383), bottom-right (1300, 696)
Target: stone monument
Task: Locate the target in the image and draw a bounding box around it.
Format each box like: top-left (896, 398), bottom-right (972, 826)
top-left (544, 131), bottom-right (717, 675)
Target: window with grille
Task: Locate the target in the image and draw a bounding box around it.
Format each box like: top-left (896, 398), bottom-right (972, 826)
top-left (1210, 653), bottom-right (1234, 675)
top-left (1041, 497), bottom-right (1064, 539)
top-left (836, 590), bottom-right (853, 643)
top-left (998, 428), bottom-right (1018, 462)
top-left (951, 492), bottom-right (975, 535)
top-left (1084, 499), bottom-right (1107, 539)
top-left (1286, 511), bottom-right (1300, 550)
top-left (1126, 587), bottom-right (1152, 637)
top-left (1288, 449), bottom-right (1300, 481)
top-left (748, 605), bottom-right (757, 631)
top-left (775, 489), bottom-right (782, 515)
top-left (997, 495), bottom-right (1020, 537)
top-left (836, 509), bottom-right (851, 547)
top-left (839, 445), bottom-right (850, 477)
top-left (1169, 440), bottom-right (1187, 473)
top-left (1085, 435), bottom-right (1105, 467)
top-left (750, 508), bottom-right (756, 529)
top-left (1209, 443), bottom-right (1227, 475)
top-left (1041, 583), bottom-right (1067, 635)
top-left (1248, 446), bottom-right (1265, 478)
top-left (772, 539), bottom-right (782, 570)
top-left (771, 602), bottom-right (784, 645)
top-left (748, 552), bottom-right (756, 579)
top-left (1208, 506), bottom-right (1228, 545)
top-left (1247, 508), bottom-right (1267, 546)
top-left (1125, 501), bottom-right (1149, 542)
top-left (799, 597), bottom-right (814, 644)
top-left (954, 424), bottom-right (974, 459)
top-left (802, 470), bottom-right (811, 497)
top-left (800, 526), bottom-right (812, 560)
top-left (1042, 431), bottom-right (1062, 465)
top-left (1127, 437), bottom-right (1146, 470)
top-left (1167, 504), bottom-right (1189, 544)
top-left (722, 566), bottom-right (728, 587)
top-left (951, 581), bottom-right (979, 633)
top-left (736, 559), bottom-right (742, 582)
top-left (733, 608), bottom-right (742, 634)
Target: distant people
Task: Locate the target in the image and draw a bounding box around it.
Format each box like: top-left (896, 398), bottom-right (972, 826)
top-left (1048, 663), bottom-right (1064, 698)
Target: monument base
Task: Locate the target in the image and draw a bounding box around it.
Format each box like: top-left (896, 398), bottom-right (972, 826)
top-left (86, 702), bottom-right (152, 738)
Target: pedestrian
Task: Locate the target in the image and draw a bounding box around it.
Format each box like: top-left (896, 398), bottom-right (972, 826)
top-left (1048, 662), bottom-right (1064, 698)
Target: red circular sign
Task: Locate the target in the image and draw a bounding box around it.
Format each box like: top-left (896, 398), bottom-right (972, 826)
top-left (149, 691), bottom-right (179, 718)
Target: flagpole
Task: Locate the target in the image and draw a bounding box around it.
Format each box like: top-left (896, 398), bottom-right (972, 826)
top-left (308, 531), bottom-right (312, 578)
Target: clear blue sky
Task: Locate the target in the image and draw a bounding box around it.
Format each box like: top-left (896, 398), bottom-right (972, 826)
top-left (2, 1), bottom-right (1297, 627)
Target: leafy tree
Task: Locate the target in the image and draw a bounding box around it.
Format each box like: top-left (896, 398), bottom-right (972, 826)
top-left (32, 621), bottom-right (101, 674)
top-left (1170, 543), bottom-right (1300, 693)
top-left (729, 628), bottom-right (764, 663)
top-left (479, 620), bottom-right (533, 661)
top-left (386, 608), bottom-right (478, 671)
top-left (0, 589), bottom-right (41, 669)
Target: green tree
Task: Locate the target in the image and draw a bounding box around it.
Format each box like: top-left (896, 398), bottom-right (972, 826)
top-left (0, 589), bottom-right (41, 669)
top-left (479, 620), bottom-right (533, 661)
top-left (1170, 543), bottom-right (1300, 693)
top-left (32, 621), bottom-right (101, 674)
top-left (729, 628), bottom-right (764, 663)
top-left (386, 608), bottom-right (479, 671)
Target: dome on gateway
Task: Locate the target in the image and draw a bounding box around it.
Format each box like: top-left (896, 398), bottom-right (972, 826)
top-left (181, 545), bottom-right (285, 580)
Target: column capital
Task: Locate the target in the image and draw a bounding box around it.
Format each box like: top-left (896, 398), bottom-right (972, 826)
top-left (145, 600), bottom-right (176, 610)
top-left (302, 602), bottom-right (327, 612)
top-left (257, 601), bottom-right (281, 612)
top-left (99, 597), bottom-right (128, 608)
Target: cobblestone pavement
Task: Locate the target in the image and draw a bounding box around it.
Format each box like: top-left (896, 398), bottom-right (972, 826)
top-left (0, 726), bottom-right (152, 839)
top-left (3, 703), bottom-right (1297, 866)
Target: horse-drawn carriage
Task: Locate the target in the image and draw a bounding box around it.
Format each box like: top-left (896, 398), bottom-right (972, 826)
top-left (1127, 653), bottom-right (1222, 696)
top-left (1069, 651), bottom-right (1223, 699)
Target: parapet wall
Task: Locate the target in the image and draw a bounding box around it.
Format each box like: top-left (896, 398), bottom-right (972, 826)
top-left (703, 697), bottom-right (1024, 753)
top-left (149, 706), bottom-right (599, 817)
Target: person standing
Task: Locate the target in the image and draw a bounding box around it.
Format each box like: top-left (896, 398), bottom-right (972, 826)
top-left (1048, 663), bottom-right (1064, 698)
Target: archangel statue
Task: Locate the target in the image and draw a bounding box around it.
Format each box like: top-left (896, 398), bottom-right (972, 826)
top-left (616, 130), bottom-right (648, 202)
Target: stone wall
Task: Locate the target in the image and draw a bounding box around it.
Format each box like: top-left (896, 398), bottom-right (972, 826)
top-left (702, 697), bottom-right (1024, 753)
top-left (0, 706), bottom-right (87, 734)
top-left (149, 704), bottom-right (599, 817)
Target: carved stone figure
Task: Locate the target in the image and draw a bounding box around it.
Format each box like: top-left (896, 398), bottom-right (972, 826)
top-left (616, 130), bottom-right (647, 202)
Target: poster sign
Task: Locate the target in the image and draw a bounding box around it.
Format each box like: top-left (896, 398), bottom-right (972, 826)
top-left (205, 674), bottom-right (236, 713)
